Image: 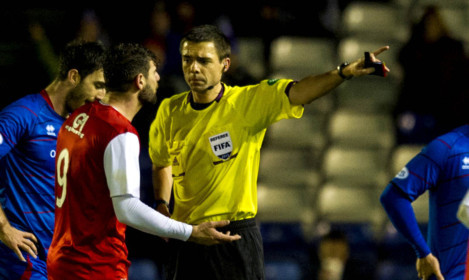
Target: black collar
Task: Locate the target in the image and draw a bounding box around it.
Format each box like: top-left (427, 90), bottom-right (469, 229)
top-left (188, 84), bottom-right (225, 110)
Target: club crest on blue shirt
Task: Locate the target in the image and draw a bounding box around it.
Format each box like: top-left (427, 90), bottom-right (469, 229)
top-left (209, 131), bottom-right (232, 160)
top-left (0, 133), bottom-right (2, 145)
top-left (396, 166), bottom-right (409, 179)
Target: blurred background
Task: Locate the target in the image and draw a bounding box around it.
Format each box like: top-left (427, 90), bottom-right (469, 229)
top-left (2, 0), bottom-right (469, 279)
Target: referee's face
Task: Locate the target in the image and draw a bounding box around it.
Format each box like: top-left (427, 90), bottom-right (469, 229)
top-left (181, 41), bottom-right (226, 94)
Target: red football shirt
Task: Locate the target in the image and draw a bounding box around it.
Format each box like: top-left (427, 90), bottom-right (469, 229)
top-left (47, 100), bottom-right (140, 280)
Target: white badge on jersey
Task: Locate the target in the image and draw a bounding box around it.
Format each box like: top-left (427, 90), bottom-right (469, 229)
top-left (462, 157), bottom-right (469, 169)
top-left (209, 131), bottom-right (232, 160)
top-left (46, 124), bottom-right (56, 136)
top-left (0, 133), bottom-right (3, 145)
top-left (396, 167), bottom-right (409, 179)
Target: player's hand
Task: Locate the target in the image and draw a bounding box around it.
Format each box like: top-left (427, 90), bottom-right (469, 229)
top-left (347, 46), bottom-right (390, 77)
top-left (416, 253), bottom-right (445, 280)
top-left (0, 223), bottom-right (38, 262)
top-left (188, 220), bottom-right (241, 246)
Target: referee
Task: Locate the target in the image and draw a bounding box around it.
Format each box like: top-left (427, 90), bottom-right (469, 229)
top-left (149, 24), bottom-right (389, 279)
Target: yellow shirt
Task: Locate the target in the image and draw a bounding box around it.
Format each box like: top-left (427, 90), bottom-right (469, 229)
top-left (149, 79), bottom-right (304, 224)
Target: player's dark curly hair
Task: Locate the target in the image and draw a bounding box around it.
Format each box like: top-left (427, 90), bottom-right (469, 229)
top-left (180, 24), bottom-right (231, 61)
top-left (57, 40), bottom-right (105, 81)
top-left (104, 42), bottom-right (158, 93)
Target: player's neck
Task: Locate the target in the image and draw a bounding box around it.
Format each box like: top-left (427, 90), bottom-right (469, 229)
top-left (45, 80), bottom-right (71, 118)
top-left (106, 92), bottom-right (142, 122)
top-left (192, 83), bottom-right (222, 104)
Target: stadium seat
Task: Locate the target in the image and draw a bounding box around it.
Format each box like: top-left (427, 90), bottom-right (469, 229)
top-left (316, 180), bottom-right (382, 223)
top-left (395, 0), bottom-right (469, 9)
top-left (334, 75), bottom-right (399, 113)
top-left (327, 109), bottom-right (395, 149)
top-left (265, 260), bottom-right (303, 280)
top-left (389, 144), bottom-right (424, 176)
top-left (266, 113), bottom-right (328, 151)
top-left (236, 37), bottom-right (266, 80)
top-left (269, 36), bottom-right (337, 80)
top-left (260, 221), bottom-right (306, 245)
top-left (412, 192), bottom-right (430, 223)
top-left (261, 222), bottom-right (312, 280)
top-left (321, 146), bottom-right (390, 188)
top-left (375, 262), bottom-right (419, 280)
top-left (258, 147), bottom-right (319, 185)
top-left (304, 93), bottom-right (337, 116)
top-left (341, 1), bottom-right (408, 42)
top-left (257, 183), bottom-right (314, 223)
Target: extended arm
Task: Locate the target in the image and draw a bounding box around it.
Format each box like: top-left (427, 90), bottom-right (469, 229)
top-left (380, 184), bottom-right (443, 280)
top-left (288, 46), bottom-right (390, 105)
top-left (112, 195), bottom-right (191, 240)
top-left (112, 195), bottom-right (241, 245)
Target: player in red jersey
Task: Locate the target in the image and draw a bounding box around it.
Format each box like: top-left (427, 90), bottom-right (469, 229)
top-left (47, 43), bottom-right (240, 280)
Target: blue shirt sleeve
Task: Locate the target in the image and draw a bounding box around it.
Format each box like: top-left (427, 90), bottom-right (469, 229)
top-left (391, 139), bottom-right (447, 201)
top-left (0, 102), bottom-right (36, 159)
top-left (380, 183), bottom-right (431, 258)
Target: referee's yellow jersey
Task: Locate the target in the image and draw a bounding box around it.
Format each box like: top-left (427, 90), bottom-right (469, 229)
top-left (149, 79), bottom-right (304, 224)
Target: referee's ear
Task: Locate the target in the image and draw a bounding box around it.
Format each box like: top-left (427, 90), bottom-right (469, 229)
top-left (222, 57), bottom-right (231, 73)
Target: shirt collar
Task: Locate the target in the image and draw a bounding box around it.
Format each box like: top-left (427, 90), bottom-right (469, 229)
top-left (40, 89), bottom-right (54, 110)
top-left (187, 83), bottom-right (225, 104)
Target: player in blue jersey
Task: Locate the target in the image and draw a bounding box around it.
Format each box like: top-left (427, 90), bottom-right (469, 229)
top-left (0, 40), bottom-right (106, 280)
top-left (457, 189), bottom-right (469, 280)
top-left (380, 124), bottom-right (469, 280)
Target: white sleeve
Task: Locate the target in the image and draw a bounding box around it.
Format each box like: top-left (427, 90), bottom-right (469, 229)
top-left (112, 195), bottom-right (192, 241)
top-left (458, 190), bottom-right (469, 229)
top-left (104, 133), bottom-right (141, 198)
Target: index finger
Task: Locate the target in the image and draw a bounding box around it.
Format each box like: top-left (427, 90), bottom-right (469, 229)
top-left (372, 46), bottom-right (390, 57)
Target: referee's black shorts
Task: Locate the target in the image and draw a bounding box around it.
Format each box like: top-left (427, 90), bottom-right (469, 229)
top-left (164, 218), bottom-right (264, 280)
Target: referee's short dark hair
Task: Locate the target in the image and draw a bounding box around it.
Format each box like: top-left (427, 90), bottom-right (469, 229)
top-left (180, 24), bottom-right (231, 61)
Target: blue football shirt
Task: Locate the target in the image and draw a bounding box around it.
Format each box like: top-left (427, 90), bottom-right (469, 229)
top-left (0, 91), bottom-right (64, 260)
top-left (391, 124), bottom-right (469, 279)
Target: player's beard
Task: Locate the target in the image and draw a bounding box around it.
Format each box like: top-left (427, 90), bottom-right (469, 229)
top-left (138, 83), bottom-right (157, 105)
top-left (65, 83), bottom-right (88, 113)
